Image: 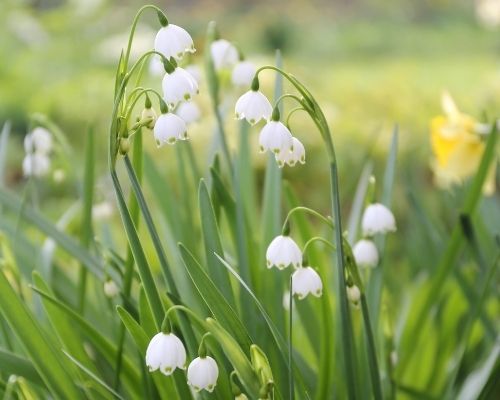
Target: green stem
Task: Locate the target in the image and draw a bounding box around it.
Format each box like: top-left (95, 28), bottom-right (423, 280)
top-left (288, 276), bottom-right (294, 400)
top-left (282, 206), bottom-right (334, 233)
top-left (302, 236), bottom-right (336, 256)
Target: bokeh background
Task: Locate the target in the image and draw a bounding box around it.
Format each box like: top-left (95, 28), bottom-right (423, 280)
top-left (1, 0), bottom-right (499, 255)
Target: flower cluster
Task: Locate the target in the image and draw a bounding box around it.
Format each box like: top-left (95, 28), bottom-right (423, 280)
top-left (146, 331), bottom-right (219, 393)
top-left (22, 127), bottom-right (52, 178)
top-left (138, 18), bottom-right (201, 147)
top-left (352, 202), bottom-right (396, 269)
top-left (266, 234), bottom-right (322, 300)
top-left (235, 78), bottom-right (306, 168)
top-left (430, 92), bottom-right (497, 195)
top-left (210, 38), bottom-right (257, 87)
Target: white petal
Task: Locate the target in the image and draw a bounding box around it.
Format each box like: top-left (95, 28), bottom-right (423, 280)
top-left (210, 39), bottom-right (238, 70)
top-left (154, 24), bottom-right (195, 61)
top-left (275, 137), bottom-right (305, 167)
top-left (235, 90), bottom-right (272, 125)
top-left (292, 267), bottom-right (323, 299)
top-left (266, 235), bottom-right (302, 269)
top-left (176, 101), bottom-right (201, 125)
top-left (352, 239), bottom-right (379, 268)
top-left (259, 121), bottom-right (293, 155)
top-left (145, 333), bottom-right (165, 371)
top-left (162, 67), bottom-right (199, 108)
top-left (24, 127), bottom-right (52, 154)
top-left (187, 357), bottom-right (218, 392)
top-left (154, 113), bottom-right (187, 146)
top-left (22, 153), bottom-right (50, 177)
top-left (361, 203), bottom-right (396, 236)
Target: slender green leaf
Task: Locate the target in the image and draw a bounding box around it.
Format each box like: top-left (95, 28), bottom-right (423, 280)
top-left (0, 349), bottom-right (44, 387)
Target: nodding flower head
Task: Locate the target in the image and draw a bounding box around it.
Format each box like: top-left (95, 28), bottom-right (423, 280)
top-left (153, 112), bottom-right (188, 146)
top-left (347, 285), bottom-right (361, 307)
top-left (175, 101), bottom-right (201, 125)
top-left (231, 60), bottom-right (256, 87)
top-left (235, 89), bottom-right (272, 125)
top-left (22, 153), bottom-right (50, 177)
top-left (210, 39), bottom-right (238, 71)
top-left (24, 127), bottom-right (52, 155)
top-left (266, 235), bottom-right (302, 270)
top-left (145, 332), bottom-right (186, 376)
top-left (154, 24), bottom-right (195, 61)
top-left (141, 107), bottom-right (157, 130)
top-left (275, 137), bottom-right (306, 167)
top-left (362, 203), bottom-right (396, 236)
top-left (259, 121), bottom-right (293, 156)
top-left (187, 356), bottom-right (219, 392)
top-left (291, 266), bottom-right (323, 299)
top-left (352, 239), bottom-right (379, 268)
top-left (162, 67), bottom-right (199, 109)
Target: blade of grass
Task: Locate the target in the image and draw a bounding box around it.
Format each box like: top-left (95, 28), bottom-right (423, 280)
top-left (0, 121), bottom-right (10, 188)
top-left (0, 349), bottom-right (44, 387)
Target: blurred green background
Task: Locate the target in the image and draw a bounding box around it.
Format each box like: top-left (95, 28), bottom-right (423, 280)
top-left (1, 0), bottom-right (499, 222)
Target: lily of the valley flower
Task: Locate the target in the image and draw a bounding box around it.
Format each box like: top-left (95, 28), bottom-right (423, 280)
top-left (291, 266), bottom-right (323, 299)
top-left (162, 66), bottom-right (199, 109)
top-left (187, 356), bottom-right (219, 392)
top-left (266, 235), bottom-right (302, 269)
top-left (154, 111), bottom-right (188, 146)
top-left (259, 120), bottom-right (293, 156)
top-left (232, 60), bottom-right (256, 87)
top-left (154, 23), bottom-right (195, 61)
top-left (176, 101), bottom-right (201, 125)
top-left (22, 153), bottom-right (50, 177)
top-left (362, 203), bottom-right (396, 236)
top-left (24, 127), bottom-right (52, 154)
top-left (235, 89), bottom-right (272, 125)
top-left (275, 137), bottom-right (305, 167)
top-left (145, 332), bottom-right (186, 375)
top-left (141, 106), bottom-right (157, 130)
top-left (352, 239), bottom-right (379, 268)
top-left (210, 39), bottom-right (238, 71)
top-left (103, 279), bottom-right (119, 298)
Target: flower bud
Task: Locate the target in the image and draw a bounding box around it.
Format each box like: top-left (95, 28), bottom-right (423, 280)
top-left (347, 285), bottom-right (361, 307)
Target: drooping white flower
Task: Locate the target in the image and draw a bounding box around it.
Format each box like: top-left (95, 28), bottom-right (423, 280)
top-left (154, 112), bottom-right (188, 146)
top-left (24, 127), bottom-right (52, 154)
top-left (291, 266), bottom-right (323, 299)
top-left (352, 239), bottom-right (379, 268)
top-left (22, 153), bottom-right (50, 177)
top-left (259, 121), bottom-right (293, 155)
top-left (175, 101), bottom-right (201, 125)
top-left (235, 90), bottom-right (272, 125)
top-left (275, 137), bottom-right (305, 167)
top-left (266, 235), bottom-right (302, 270)
top-left (231, 60), bottom-right (256, 87)
top-left (149, 56), bottom-right (165, 77)
top-left (185, 64), bottom-right (202, 84)
top-left (187, 356), bottom-right (219, 392)
top-left (145, 332), bottom-right (186, 375)
top-left (162, 67), bottom-right (199, 109)
top-left (154, 24), bottom-right (195, 61)
top-left (361, 203), bottom-right (396, 236)
top-left (103, 279), bottom-right (119, 298)
top-left (346, 285), bottom-right (361, 306)
top-left (210, 39), bottom-right (238, 71)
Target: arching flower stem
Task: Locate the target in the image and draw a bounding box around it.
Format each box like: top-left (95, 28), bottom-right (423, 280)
top-left (281, 206), bottom-right (334, 234)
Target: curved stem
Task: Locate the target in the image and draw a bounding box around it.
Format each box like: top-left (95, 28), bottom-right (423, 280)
top-left (286, 107), bottom-right (306, 127)
top-left (164, 305), bottom-right (205, 328)
top-left (123, 5), bottom-right (166, 71)
top-left (282, 206), bottom-right (334, 234)
top-left (302, 236), bottom-right (336, 257)
top-left (274, 93), bottom-right (305, 110)
top-left (124, 88), bottom-right (164, 124)
top-left (288, 276), bottom-right (294, 400)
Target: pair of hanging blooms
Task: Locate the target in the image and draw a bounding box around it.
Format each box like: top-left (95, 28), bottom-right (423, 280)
top-left (235, 76), bottom-right (306, 168)
top-left (266, 226), bottom-right (323, 300)
top-left (146, 318), bottom-right (219, 393)
top-left (22, 127), bottom-right (53, 178)
top-left (352, 201), bottom-right (396, 269)
top-left (136, 14), bottom-right (200, 147)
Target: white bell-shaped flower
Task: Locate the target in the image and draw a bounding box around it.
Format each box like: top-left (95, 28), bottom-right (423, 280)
top-left (291, 266), bottom-right (323, 299)
top-left (235, 90), bottom-right (272, 125)
top-left (24, 127), bottom-right (52, 154)
top-left (346, 285), bottom-right (361, 306)
top-left (145, 332), bottom-right (186, 375)
top-left (154, 24), bottom-right (195, 61)
top-left (185, 64), bottom-right (202, 84)
top-left (231, 60), bottom-right (256, 87)
top-left (22, 153), bottom-right (50, 177)
top-left (162, 67), bottom-right (199, 109)
top-left (175, 101), bottom-right (201, 125)
top-left (187, 356), bottom-right (219, 392)
top-left (103, 279), bottom-right (119, 298)
top-left (352, 239), bottom-right (379, 268)
top-left (275, 137), bottom-right (305, 167)
top-left (259, 121), bottom-right (293, 156)
top-left (266, 235), bottom-right (302, 270)
top-left (149, 56), bottom-right (165, 77)
top-left (362, 203), bottom-right (396, 236)
top-left (154, 112), bottom-right (188, 146)
top-left (210, 39), bottom-right (238, 71)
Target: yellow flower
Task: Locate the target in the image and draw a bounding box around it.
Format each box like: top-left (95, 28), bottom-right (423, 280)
top-left (430, 92), bottom-right (496, 195)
